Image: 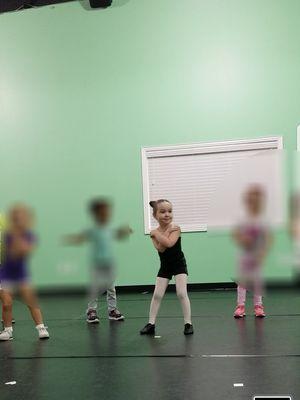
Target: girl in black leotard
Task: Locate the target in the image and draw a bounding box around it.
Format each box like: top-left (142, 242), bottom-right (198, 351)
top-left (140, 199), bottom-right (193, 336)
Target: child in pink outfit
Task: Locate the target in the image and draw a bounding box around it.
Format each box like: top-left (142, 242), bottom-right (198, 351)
top-left (233, 185), bottom-right (272, 318)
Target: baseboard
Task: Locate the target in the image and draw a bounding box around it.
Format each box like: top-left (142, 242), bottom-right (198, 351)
top-left (37, 280), bottom-right (299, 296)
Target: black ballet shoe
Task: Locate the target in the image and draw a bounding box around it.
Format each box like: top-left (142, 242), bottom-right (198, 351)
top-left (184, 323), bottom-right (194, 335)
top-left (140, 323), bottom-right (155, 335)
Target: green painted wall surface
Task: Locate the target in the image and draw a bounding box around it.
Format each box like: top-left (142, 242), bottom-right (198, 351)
top-left (0, 0), bottom-right (299, 287)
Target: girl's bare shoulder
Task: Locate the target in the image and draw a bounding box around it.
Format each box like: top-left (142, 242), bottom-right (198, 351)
top-left (169, 224), bottom-right (181, 232)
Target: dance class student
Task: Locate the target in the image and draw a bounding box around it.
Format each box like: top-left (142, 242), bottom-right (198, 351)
top-left (233, 185), bottom-right (272, 318)
top-left (64, 198), bottom-right (132, 324)
top-left (290, 192), bottom-right (300, 266)
top-left (0, 204), bottom-right (49, 341)
top-left (140, 199), bottom-right (194, 335)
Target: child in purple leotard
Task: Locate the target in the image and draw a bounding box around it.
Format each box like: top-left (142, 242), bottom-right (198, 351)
top-left (0, 204), bottom-right (49, 341)
top-left (233, 185), bottom-right (272, 319)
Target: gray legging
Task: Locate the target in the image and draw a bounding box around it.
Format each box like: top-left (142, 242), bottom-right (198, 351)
top-left (87, 266), bottom-right (117, 312)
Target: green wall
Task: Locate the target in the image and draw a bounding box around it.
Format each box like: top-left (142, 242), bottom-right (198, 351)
top-left (0, 0), bottom-right (299, 287)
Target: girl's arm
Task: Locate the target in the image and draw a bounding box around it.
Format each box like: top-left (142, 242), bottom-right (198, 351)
top-left (63, 232), bottom-right (88, 245)
top-left (115, 225), bottom-right (133, 240)
top-left (10, 233), bottom-right (36, 258)
top-left (232, 227), bottom-right (252, 249)
top-left (150, 234), bottom-right (166, 252)
top-left (256, 230), bottom-right (273, 263)
top-left (151, 226), bottom-right (181, 248)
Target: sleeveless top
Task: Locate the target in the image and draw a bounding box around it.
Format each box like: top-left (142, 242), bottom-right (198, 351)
top-left (0, 231), bottom-right (35, 281)
top-left (158, 237), bottom-right (187, 268)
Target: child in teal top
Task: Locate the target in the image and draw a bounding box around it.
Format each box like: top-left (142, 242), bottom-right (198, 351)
top-left (65, 198), bottom-right (132, 323)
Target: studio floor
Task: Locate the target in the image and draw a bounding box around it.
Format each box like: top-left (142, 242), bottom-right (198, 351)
top-left (0, 289), bottom-right (299, 400)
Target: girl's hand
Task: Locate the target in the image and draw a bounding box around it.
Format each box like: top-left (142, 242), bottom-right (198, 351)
top-left (233, 229), bottom-right (254, 250)
top-left (240, 233), bottom-right (255, 249)
top-left (117, 225), bottom-right (133, 239)
top-left (255, 251), bottom-right (265, 265)
top-left (166, 225), bottom-right (180, 235)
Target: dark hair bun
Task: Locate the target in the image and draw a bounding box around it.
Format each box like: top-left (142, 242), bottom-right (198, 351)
top-left (149, 201), bottom-right (156, 208)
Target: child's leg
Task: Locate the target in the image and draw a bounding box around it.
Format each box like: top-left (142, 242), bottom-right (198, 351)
top-left (87, 268), bottom-right (113, 312)
top-left (175, 274), bottom-right (192, 324)
top-left (87, 268), bottom-right (103, 312)
top-left (105, 267), bottom-right (117, 312)
top-left (237, 285), bottom-right (247, 305)
top-left (19, 285), bottom-right (43, 325)
top-left (149, 277), bottom-right (169, 325)
top-left (0, 290), bottom-right (13, 328)
top-left (87, 285), bottom-right (100, 312)
top-left (106, 286), bottom-right (117, 312)
top-left (253, 278), bottom-right (263, 306)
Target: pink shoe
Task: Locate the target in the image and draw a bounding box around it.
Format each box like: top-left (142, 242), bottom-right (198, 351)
top-left (254, 304), bottom-right (266, 318)
top-left (234, 305), bottom-right (245, 318)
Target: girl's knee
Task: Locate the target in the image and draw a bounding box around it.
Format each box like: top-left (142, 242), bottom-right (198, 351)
top-left (27, 303), bottom-right (39, 311)
top-left (176, 290), bottom-right (188, 301)
top-left (2, 301), bottom-right (13, 311)
top-left (2, 295), bottom-right (13, 308)
top-left (153, 290), bottom-right (163, 302)
top-left (2, 302), bottom-right (12, 312)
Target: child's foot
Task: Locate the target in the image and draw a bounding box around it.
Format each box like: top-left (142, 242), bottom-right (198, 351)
top-left (36, 325), bottom-right (50, 340)
top-left (108, 309), bottom-right (124, 321)
top-left (234, 305), bottom-right (246, 318)
top-left (0, 328), bottom-right (13, 341)
top-left (86, 309), bottom-right (100, 324)
top-left (254, 304), bottom-right (266, 318)
top-left (140, 323), bottom-right (155, 335)
top-left (184, 323), bottom-right (194, 335)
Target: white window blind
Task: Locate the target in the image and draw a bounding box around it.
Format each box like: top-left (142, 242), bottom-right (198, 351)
top-left (141, 137), bottom-right (284, 233)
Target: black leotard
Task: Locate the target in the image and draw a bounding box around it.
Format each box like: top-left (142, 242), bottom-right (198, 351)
top-left (157, 237), bottom-right (188, 280)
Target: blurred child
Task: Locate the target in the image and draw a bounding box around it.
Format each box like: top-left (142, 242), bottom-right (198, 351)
top-left (0, 204), bottom-right (49, 341)
top-left (289, 193), bottom-right (300, 277)
top-left (290, 193), bottom-right (300, 258)
top-left (233, 185), bottom-right (272, 318)
top-left (64, 198), bottom-right (132, 324)
top-left (140, 199), bottom-right (193, 336)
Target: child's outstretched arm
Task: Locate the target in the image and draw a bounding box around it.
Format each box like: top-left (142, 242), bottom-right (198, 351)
top-left (151, 226), bottom-right (181, 248)
top-left (115, 225), bottom-right (133, 240)
top-left (63, 232), bottom-right (88, 245)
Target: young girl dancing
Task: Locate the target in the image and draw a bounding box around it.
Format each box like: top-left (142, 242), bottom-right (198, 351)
top-left (64, 198), bottom-right (132, 324)
top-left (0, 204), bottom-right (49, 341)
top-left (233, 185), bottom-right (272, 318)
top-left (140, 199), bottom-right (193, 335)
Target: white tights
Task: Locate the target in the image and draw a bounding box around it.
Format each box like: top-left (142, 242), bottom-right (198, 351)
top-left (148, 274), bottom-right (192, 325)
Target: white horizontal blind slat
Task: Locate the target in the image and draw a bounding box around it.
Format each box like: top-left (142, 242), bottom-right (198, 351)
top-left (142, 137), bottom-right (283, 233)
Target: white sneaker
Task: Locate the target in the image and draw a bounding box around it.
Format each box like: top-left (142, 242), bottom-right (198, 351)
top-left (36, 325), bottom-right (50, 340)
top-left (0, 329), bottom-right (13, 341)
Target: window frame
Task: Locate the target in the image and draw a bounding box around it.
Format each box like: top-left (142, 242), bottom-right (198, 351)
top-left (141, 136), bottom-right (283, 234)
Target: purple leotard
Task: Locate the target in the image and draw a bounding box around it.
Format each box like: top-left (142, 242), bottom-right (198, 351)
top-left (0, 231), bottom-right (36, 283)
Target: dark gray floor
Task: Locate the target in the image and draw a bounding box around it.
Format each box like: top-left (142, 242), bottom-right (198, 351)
top-left (0, 289), bottom-right (299, 400)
